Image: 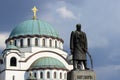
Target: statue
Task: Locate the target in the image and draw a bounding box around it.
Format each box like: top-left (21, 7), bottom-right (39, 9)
top-left (67, 24), bottom-right (95, 80)
top-left (70, 24), bottom-right (88, 70)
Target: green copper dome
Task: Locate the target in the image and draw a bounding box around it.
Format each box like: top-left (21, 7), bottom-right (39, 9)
top-left (30, 57), bottom-right (66, 69)
top-left (6, 44), bottom-right (18, 49)
top-left (9, 20), bottom-right (59, 38)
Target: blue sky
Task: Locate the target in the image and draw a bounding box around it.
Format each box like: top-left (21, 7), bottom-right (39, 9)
top-left (0, 0), bottom-right (120, 80)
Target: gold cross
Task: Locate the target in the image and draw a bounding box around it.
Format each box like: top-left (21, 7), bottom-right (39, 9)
top-left (32, 6), bottom-right (38, 20)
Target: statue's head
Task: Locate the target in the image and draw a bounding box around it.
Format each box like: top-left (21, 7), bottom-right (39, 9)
top-left (76, 24), bottom-right (81, 31)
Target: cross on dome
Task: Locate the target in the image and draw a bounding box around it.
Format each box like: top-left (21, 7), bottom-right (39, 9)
top-left (32, 6), bottom-right (38, 20)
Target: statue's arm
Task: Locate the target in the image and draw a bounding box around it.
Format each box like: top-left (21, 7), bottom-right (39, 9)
top-left (70, 31), bottom-right (74, 54)
top-left (84, 33), bottom-right (88, 51)
top-left (85, 34), bottom-right (88, 49)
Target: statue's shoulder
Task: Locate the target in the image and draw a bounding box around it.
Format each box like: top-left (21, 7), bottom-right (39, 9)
top-left (71, 31), bottom-right (75, 34)
top-left (81, 31), bottom-right (86, 35)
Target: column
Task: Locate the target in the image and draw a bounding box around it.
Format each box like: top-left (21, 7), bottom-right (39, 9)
top-left (46, 38), bottom-right (49, 47)
top-left (23, 38), bottom-right (27, 47)
top-left (30, 38), bottom-right (35, 47)
top-left (39, 38), bottom-right (42, 47)
top-left (17, 39), bottom-right (20, 47)
top-left (38, 38), bottom-right (41, 47)
top-left (37, 71), bottom-right (40, 79)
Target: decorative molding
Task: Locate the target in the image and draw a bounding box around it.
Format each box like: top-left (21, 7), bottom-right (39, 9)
top-left (0, 69), bottom-right (26, 73)
top-left (2, 51), bottom-right (21, 58)
top-left (27, 67), bottom-right (69, 71)
top-left (19, 50), bottom-right (68, 63)
top-left (0, 68), bottom-right (69, 73)
top-left (6, 35), bottom-right (64, 43)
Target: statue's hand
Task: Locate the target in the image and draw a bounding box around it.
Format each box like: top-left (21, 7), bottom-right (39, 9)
top-left (83, 48), bottom-right (87, 52)
top-left (71, 50), bottom-right (73, 54)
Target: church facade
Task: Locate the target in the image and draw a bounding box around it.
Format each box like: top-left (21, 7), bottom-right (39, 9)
top-left (0, 6), bottom-right (72, 80)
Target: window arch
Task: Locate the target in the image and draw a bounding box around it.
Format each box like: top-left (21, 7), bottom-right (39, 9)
top-left (55, 41), bottom-right (57, 48)
top-left (54, 72), bottom-right (56, 79)
top-left (47, 71), bottom-right (50, 79)
top-left (28, 38), bottom-right (30, 47)
top-left (35, 38), bottom-right (38, 46)
top-left (34, 72), bottom-right (37, 78)
top-left (0, 59), bottom-right (3, 64)
top-left (12, 75), bottom-right (15, 80)
top-left (14, 40), bottom-right (17, 46)
top-left (42, 39), bottom-right (45, 47)
top-left (29, 72), bottom-right (32, 77)
top-left (60, 72), bottom-right (62, 79)
top-left (10, 57), bottom-right (17, 66)
top-left (20, 39), bottom-right (23, 47)
top-left (49, 39), bottom-right (52, 47)
top-left (10, 40), bottom-right (12, 45)
top-left (40, 72), bottom-right (43, 79)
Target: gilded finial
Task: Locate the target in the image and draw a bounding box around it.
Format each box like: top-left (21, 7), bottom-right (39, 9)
top-left (32, 6), bottom-right (38, 20)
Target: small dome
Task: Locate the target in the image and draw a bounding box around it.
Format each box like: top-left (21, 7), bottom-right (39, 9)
top-left (30, 57), bottom-right (66, 69)
top-left (9, 20), bottom-right (59, 38)
top-left (6, 44), bottom-right (18, 49)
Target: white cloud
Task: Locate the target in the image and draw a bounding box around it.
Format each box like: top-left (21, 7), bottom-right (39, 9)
top-left (0, 32), bottom-right (9, 49)
top-left (56, 6), bottom-right (76, 19)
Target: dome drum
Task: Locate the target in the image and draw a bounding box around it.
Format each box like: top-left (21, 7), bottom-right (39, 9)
top-left (6, 34), bottom-right (64, 44)
top-left (6, 19), bottom-right (64, 50)
top-left (27, 56), bottom-right (68, 80)
top-left (27, 69), bottom-right (67, 80)
top-left (6, 36), bottom-right (63, 49)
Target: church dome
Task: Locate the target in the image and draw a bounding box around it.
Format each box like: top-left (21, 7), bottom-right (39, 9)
top-left (6, 44), bottom-right (18, 50)
top-left (30, 57), bottom-right (66, 69)
top-left (9, 20), bottom-right (59, 38)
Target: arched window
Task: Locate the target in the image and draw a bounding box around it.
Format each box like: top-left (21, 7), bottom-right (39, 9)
top-left (20, 39), bottom-right (23, 47)
top-left (40, 72), bottom-right (43, 79)
top-left (10, 40), bottom-right (14, 45)
top-left (42, 39), bottom-right (45, 47)
top-left (28, 38), bottom-right (30, 47)
top-left (60, 72), bottom-right (62, 79)
top-left (47, 71), bottom-right (50, 79)
top-left (10, 41), bottom-right (12, 45)
top-left (29, 72), bottom-right (32, 77)
top-left (12, 75), bottom-right (15, 80)
top-left (35, 38), bottom-right (38, 46)
top-left (0, 59), bottom-right (3, 64)
top-left (55, 41), bottom-right (57, 48)
top-left (14, 40), bottom-right (17, 46)
top-left (10, 57), bottom-right (17, 66)
top-left (49, 39), bottom-right (52, 47)
top-left (34, 72), bottom-right (37, 78)
top-left (54, 72), bottom-right (56, 79)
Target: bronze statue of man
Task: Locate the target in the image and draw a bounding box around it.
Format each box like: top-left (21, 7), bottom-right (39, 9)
top-left (70, 24), bottom-right (88, 70)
